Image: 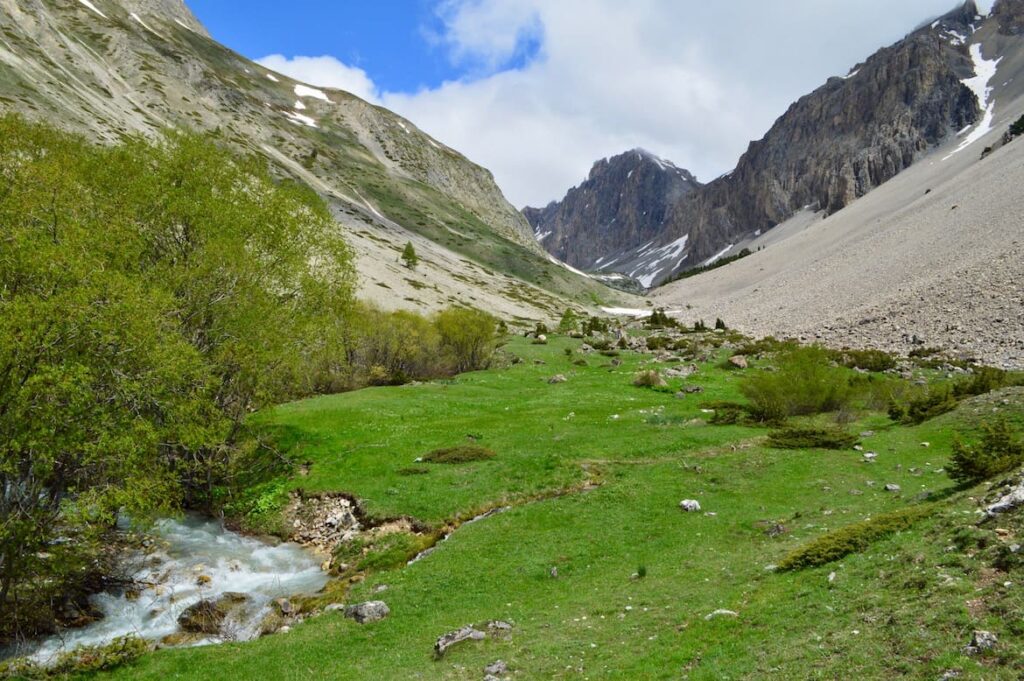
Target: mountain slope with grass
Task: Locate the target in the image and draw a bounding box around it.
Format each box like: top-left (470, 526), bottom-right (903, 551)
top-left (0, 0), bottom-right (631, 322)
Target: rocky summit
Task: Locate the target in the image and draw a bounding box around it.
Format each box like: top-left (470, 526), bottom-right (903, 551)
top-left (523, 149), bottom-right (701, 276)
top-left (544, 1), bottom-right (1020, 288)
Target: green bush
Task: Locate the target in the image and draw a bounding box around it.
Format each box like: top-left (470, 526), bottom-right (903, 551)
top-left (434, 308), bottom-right (498, 373)
top-left (633, 370), bottom-right (667, 388)
top-left (953, 367), bottom-right (1011, 399)
top-left (740, 346), bottom-right (852, 423)
top-left (888, 385), bottom-right (957, 425)
top-left (1010, 114), bottom-right (1024, 138)
top-left (832, 348), bottom-right (897, 373)
top-left (422, 445), bottom-right (496, 464)
top-left (558, 308), bottom-right (582, 333)
top-left (646, 336), bottom-right (672, 351)
top-left (644, 309), bottom-right (677, 329)
top-left (778, 505), bottom-right (934, 570)
top-left (767, 428), bottom-right (858, 450)
top-left (947, 418), bottom-right (1024, 485)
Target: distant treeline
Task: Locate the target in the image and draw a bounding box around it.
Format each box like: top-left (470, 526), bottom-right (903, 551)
top-left (667, 247), bottom-right (753, 283)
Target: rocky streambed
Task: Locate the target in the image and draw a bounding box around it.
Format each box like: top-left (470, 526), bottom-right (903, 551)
top-left (11, 515), bottom-right (329, 664)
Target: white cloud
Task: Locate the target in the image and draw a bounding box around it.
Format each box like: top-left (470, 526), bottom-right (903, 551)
top-left (261, 0), bottom-right (993, 208)
top-left (256, 54), bottom-right (380, 103)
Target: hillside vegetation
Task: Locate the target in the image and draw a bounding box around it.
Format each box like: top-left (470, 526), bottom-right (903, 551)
top-left (0, 116), bottom-right (500, 643)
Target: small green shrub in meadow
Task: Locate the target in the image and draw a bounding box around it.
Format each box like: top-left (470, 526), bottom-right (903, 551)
top-left (633, 370), bottom-right (667, 388)
top-left (947, 418), bottom-right (1024, 485)
top-left (778, 505), bottom-right (935, 570)
top-left (832, 348), bottom-right (897, 373)
top-left (767, 427), bottom-right (858, 450)
top-left (888, 385), bottom-right (958, 425)
top-left (422, 445), bottom-right (496, 464)
top-left (740, 346), bottom-right (852, 423)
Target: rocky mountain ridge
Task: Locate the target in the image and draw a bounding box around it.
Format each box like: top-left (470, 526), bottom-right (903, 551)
top-left (0, 0), bottom-right (627, 321)
top-left (522, 149), bottom-right (701, 277)
top-left (539, 0), bottom-right (1016, 288)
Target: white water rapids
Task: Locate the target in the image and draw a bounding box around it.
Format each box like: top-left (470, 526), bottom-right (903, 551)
top-left (12, 515), bottom-right (329, 664)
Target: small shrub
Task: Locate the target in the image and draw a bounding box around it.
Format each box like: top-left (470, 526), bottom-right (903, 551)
top-left (558, 308), bottom-right (582, 333)
top-left (778, 505), bottom-right (934, 570)
top-left (715, 318), bottom-right (727, 331)
top-left (583, 316), bottom-right (609, 335)
top-left (740, 346), bottom-right (852, 423)
top-left (599, 350), bottom-right (620, 358)
top-left (637, 565), bottom-right (648, 579)
top-left (422, 445), bottom-right (496, 464)
top-left (947, 418), bottom-right (1024, 485)
top-left (1009, 113), bottom-right (1024, 138)
top-left (888, 385), bottom-right (957, 425)
top-left (646, 336), bottom-right (672, 351)
top-left (644, 309), bottom-right (677, 329)
top-left (953, 367), bottom-right (1009, 399)
top-left (734, 336), bottom-right (796, 357)
top-left (767, 427), bottom-right (858, 450)
top-left (633, 370), bottom-right (667, 388)
top-left (49, 636), bottom-right (149, 675)
top-left (833, 349), bottom-right (897, 373)
top-left (908, 346), bottom-right (943, 359)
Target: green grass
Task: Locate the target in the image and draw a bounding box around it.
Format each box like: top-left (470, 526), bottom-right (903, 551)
top-left (84, 338), bottom-right (1024, 680)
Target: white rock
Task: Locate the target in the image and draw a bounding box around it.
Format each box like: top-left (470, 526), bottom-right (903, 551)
top-left (679, 499), bottom-right (702, 512)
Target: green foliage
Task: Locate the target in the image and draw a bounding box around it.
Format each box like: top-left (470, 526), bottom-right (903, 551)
top-left (953, 367), bottom-right (1013, 399)
top-left (582, 316), bottom-right (609, 335)
top-left (715, 318), bottom-right (727, 331)
top-left (778, 505), bottom-right (934, 570)
top-left (633, 370), bottom-right (667, 388)
top-left (423, 445), bottom-right (497, 464)
top-left (1009, 114), bottom-right (1024, 138)
top-left (434, 308), bottom-right (498, 373)
top-left (558, 308), bottom-right (581, 333)
top-left (644, 309), bottom-right (677, 329)
top-left (646, 336), bottom-right (672, 351)
top-left (947, 418), bottom-right (1024, 485)
top-left (0, 114), bottom-right (356, 636)
top-left (888, 385), bottom-right (958, 425)
top-left (400, 241), bottom-right (419, 269)
top-left (831, 348), bottom-right (897, 373)
top-left (734, 337), bottom-right (796, 357)
top-left (767, 428), bottom-right (858, 450)
top-left (667, 248), bottom-right (752, 283)
top-left (740, 346), bottom-right (852, 423)
top-left (1, 636), bottom-right (150, 678)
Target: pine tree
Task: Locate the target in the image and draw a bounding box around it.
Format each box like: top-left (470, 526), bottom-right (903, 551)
top-left (401, 241), bottom-right (419, 269)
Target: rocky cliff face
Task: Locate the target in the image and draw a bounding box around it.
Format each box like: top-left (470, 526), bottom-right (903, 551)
top-left (545, 1), bottom-right (999, 288)
top-left (523, 150), bottom-right (701, 270)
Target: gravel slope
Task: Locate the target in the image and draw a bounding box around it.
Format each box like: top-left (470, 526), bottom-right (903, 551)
top-left (653, 85), bottom-right (1024, 369)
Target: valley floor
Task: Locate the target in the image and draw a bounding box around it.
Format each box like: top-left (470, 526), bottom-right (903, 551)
top-left (79, 337), bottom-right (1024, 680)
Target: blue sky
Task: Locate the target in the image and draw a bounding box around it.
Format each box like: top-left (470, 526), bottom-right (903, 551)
top-left (189, 1), bottom-right (494, 93)
top-left (184, 0), bottom-right (996, 207)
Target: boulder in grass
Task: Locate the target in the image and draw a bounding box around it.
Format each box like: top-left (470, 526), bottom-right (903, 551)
top-left (679, 499), bottom-right (701, 513)
top-left (434, 625), bottom-right (486, 657)
top-left (345, 601), bottom-right (390, 624)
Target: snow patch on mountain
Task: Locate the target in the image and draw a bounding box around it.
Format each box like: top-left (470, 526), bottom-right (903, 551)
top-left (77, 0), bottom-right (106, 19)
top-left (294, 84), bottom-right (331, 103)
top-left (944, 43), bottom-right (1002, 160)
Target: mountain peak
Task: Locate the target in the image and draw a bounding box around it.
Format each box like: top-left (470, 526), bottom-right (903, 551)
top-left (121, 0), bottom-right (210, 36)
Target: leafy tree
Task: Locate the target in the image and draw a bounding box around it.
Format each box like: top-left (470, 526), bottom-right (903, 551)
top-left (434, 308), bottom-right (497, 373)
top-left (0, 115), bottom-right (356, 635)
top-left (401, 241), bottom-right (419, 269)
top-left (558, 308), bottom-right (581, 333)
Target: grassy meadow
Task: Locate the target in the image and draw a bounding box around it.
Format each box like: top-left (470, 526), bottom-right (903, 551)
top-left (77, 336), bottom-right (1024, 680)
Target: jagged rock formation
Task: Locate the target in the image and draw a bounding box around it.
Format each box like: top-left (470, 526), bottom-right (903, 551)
top-left (0, 0), bottom-right (629, 321)
top-left (547, 1), bottom-right (1009, 288)
top-left (523, 149), bottom-right (700, 271)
